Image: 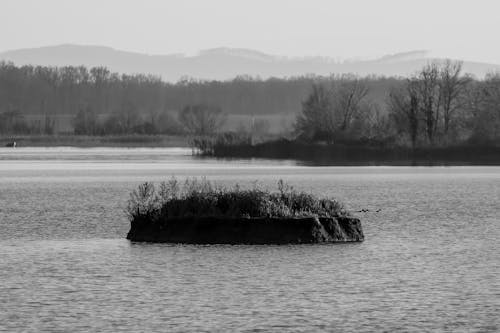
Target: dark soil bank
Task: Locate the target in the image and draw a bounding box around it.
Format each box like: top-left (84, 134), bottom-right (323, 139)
top-left (127, 216), bottom-right (364, 244)
top-left (201, 139), bottom-right (500, 165)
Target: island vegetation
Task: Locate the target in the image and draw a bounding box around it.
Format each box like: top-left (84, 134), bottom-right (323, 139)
top-left (125, 178), bottom-right (364, 244)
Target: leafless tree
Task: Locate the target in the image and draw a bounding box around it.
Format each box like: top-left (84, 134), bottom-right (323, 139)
top-left (414, 63), bottom-right (441, 145)
top-left (481, 73), bottom-right (500, 139)
top-left (295, 83), bottom-right (334, 141)
top-left (439, 60), bottom-right (471, 135)
top-left (179, 104), bottom-right (226, 136)
top-left (388, 79), bottom-right (420, 149)
top-left (296, 77), bottom-right (369, 142)
top-left (334, 75), bottom-right (369, 131)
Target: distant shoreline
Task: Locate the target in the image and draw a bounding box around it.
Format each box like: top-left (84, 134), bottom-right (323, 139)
top-left (3, 135), bottom-right (500, 166)
top-left (195, 138), bottom-right (500, 166)
top-left (0, 135), bottom-right (189, 148)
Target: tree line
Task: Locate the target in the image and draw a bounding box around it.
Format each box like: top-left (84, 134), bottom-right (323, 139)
top-left (1, 60), bottom-right (499, 146)
top-left (296, 61), bottom-right (500, 147)
top-left (0, 61), bottom-right (396, 136)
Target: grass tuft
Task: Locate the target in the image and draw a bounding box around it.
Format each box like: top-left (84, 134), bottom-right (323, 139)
top-left (126, 177), bottom-right (347, 223)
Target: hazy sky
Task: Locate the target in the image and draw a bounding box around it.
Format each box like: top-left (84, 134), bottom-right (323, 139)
top-left (1, 0), bottom-right (499, 63)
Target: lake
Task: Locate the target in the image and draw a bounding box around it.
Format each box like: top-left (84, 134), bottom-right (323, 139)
top-left (0, 147), bottom-right (499, 332)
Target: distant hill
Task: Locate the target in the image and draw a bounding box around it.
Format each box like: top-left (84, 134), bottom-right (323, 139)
top-left (1, 44), bottom-right (499, 81)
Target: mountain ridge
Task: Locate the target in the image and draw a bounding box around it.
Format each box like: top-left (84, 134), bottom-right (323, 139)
top-left (1, 44), bottom-right (499, 81)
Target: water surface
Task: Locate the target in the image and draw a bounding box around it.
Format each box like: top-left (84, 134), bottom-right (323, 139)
top-left (0, 147), bottom-right (499, 332)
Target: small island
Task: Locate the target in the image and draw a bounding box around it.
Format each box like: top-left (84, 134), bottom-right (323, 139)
top-left (126, 178), bottom-right (364, 244)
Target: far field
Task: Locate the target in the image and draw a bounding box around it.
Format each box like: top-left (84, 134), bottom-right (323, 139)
top-left (19, 113), bottom-right (296, 136)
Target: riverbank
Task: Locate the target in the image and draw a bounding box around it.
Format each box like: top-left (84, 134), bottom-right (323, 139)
top-left (196, 138), bottom-right (500, 165)
top-left (0, 134), bottom-right (189, 148)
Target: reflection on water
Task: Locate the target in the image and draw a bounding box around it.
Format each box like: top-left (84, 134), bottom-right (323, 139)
top-left (0, 148), bottom-right (499, 332)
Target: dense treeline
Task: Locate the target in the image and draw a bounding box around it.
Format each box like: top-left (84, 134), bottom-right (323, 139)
top-left (296, 61), bottom-right (500, 146)
top-left (1, 60), bottom-right (499, 147)
top-left (0, 61), bottom-right (395, 135)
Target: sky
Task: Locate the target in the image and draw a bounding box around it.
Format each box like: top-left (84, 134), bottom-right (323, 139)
top-left (1, 0), bottom-right (499, 64)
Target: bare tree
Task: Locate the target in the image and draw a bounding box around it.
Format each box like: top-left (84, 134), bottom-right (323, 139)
top-left (73, 105), bottom-right (97, 135)
top-left (414, 63), bottom-right (440, 145)
top-left (296, 77), bottom-right (368, 142)
top-left (334, 75), bottom-right (369, 131)
top-left (0, 108), bottom-right (30, 135)
top-left (295, 83), bottom-right (334, 141)
top-left (179, 104), bottom-right (226, 136)
top-left (481, 73), bottom-right (500, 140)
top-left (388, 79), bottom-right (420, 149)
top-left (90, 66), bottom-right (111, 113)
top-left (439, 60), bottom-right (470, 135)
